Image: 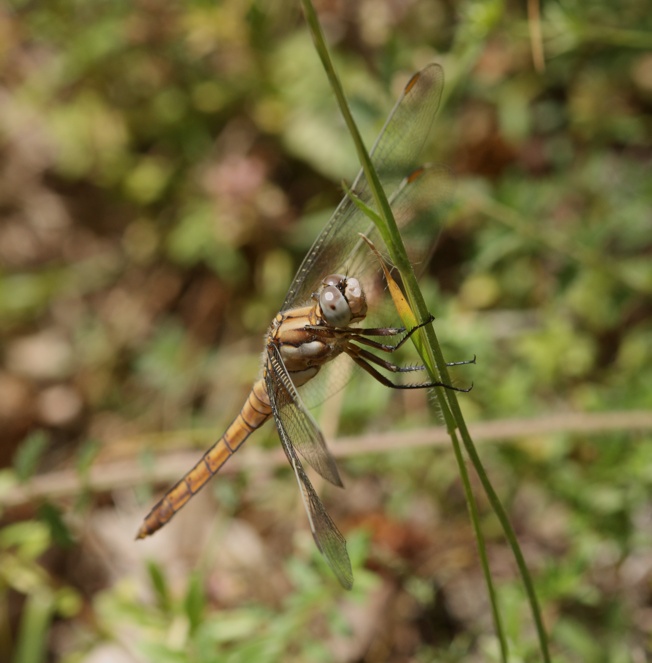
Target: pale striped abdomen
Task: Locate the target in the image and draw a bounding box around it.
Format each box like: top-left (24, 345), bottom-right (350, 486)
top-left (136, 379), bottom-right (271, 539)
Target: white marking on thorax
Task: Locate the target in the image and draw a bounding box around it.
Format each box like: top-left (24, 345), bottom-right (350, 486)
top-left (290, 366), bottom-right (320, 387)
top-left (281, 340), bottom-right (326, 361)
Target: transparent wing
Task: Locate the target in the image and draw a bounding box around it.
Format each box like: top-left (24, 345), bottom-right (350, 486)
top-left (265, 343), bottom-right (342, 486)
top-left (383, 164), bottom-right (454, 284)
top-left (282, 63), bottom-right (445, 312)
top-left (297, 163), bottom-right (454, 409)
top-left (265, 343), bottom-right (353, 589)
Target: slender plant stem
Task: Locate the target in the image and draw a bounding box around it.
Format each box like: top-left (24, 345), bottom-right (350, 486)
top-left (300, 1), bottom-right (551, 660)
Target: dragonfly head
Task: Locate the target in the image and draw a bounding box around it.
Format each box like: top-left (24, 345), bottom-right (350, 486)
top-left (318, 274), bottom-right (367, 326)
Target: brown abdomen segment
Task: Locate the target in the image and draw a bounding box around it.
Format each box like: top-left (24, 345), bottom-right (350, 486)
top-left (136, 379), bottom-right (271, 539)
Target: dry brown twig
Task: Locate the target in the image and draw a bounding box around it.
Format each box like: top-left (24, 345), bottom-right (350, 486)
top-left (2, 410), bottom-right (651, 511)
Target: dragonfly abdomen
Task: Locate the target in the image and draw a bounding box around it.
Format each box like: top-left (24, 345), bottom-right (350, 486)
top-left (136, 379), bottom-right (272, 539)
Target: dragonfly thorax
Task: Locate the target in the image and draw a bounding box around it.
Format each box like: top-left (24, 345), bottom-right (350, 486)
top-left (318, 274), bottom-right (367, 327)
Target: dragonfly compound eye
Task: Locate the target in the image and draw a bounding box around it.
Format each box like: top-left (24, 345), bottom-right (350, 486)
top-left (320, 285), bottom-right (352, 326)
top-left (343, 277), bottom-right (367, 321)
top-left (322, 273), bottom-right (346, 288)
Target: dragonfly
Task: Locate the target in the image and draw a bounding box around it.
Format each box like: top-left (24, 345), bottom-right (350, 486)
top-left (137, 64), bottom-right (470, 589)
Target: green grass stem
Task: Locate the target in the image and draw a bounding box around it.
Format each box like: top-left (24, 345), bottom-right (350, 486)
top-left (301, 1), bottom-right (552, 660)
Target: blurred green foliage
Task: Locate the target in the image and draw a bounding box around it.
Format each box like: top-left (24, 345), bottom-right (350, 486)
top-left (1, 0), bottom-right (651, 661)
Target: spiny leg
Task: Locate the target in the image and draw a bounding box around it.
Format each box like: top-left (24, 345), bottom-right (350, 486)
top-left (445, 355), bottom-right (477, 367)
top-left (309, 315), bottom-right (476, 367)
top-left (350, 345), bottom-right (476, 371)
top-left (307, 314), bottom-right (436, 352)
top-left (345, 343), bottom-right (425, 374)
top-left (346, 348), bottom-right (473, 393)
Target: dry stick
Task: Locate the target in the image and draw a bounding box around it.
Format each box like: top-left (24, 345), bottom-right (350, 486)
top-left (528, 0), bottom-right (545, 72)
top-left (4, 410), bottom-right (651, 510)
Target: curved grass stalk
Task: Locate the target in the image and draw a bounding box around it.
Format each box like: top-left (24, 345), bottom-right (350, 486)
top-left (300, 1), bottom-right (551, 660)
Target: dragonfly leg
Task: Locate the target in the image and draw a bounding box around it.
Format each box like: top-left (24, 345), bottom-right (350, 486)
top-left (306, 314), bottom-right (436, 352)
top-left (307, 323), bottom-right (406, 338)
top-left (346, 343), bottom-right (425, 373)
top-left (445, 354), bottom-right (477, 367)
top-left (354, 346), bottom-right (476, 368)
top-left (345, 345), bottom-right (472, 393)
top-left (349, 321), bottom-right (476, 368)
top-left (349, 318), bottom-right (430, 352)
top-left (352, 313), bottom-right (435, 339)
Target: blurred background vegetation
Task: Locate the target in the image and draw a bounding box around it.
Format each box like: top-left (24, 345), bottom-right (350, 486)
top-left (1, 0), bottom-right (651, 661)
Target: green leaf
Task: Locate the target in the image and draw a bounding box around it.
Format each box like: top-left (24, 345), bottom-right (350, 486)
top-left (13, 591), bottom-right (55, 663)
top-left (37, 503), bottom-right (74, 549)
top-left (183, 571), bottom-right (205, 633)
top-left (13, 432), bottom-right (49, 483)
top-left (147, 561), bottom-right (172, 614)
